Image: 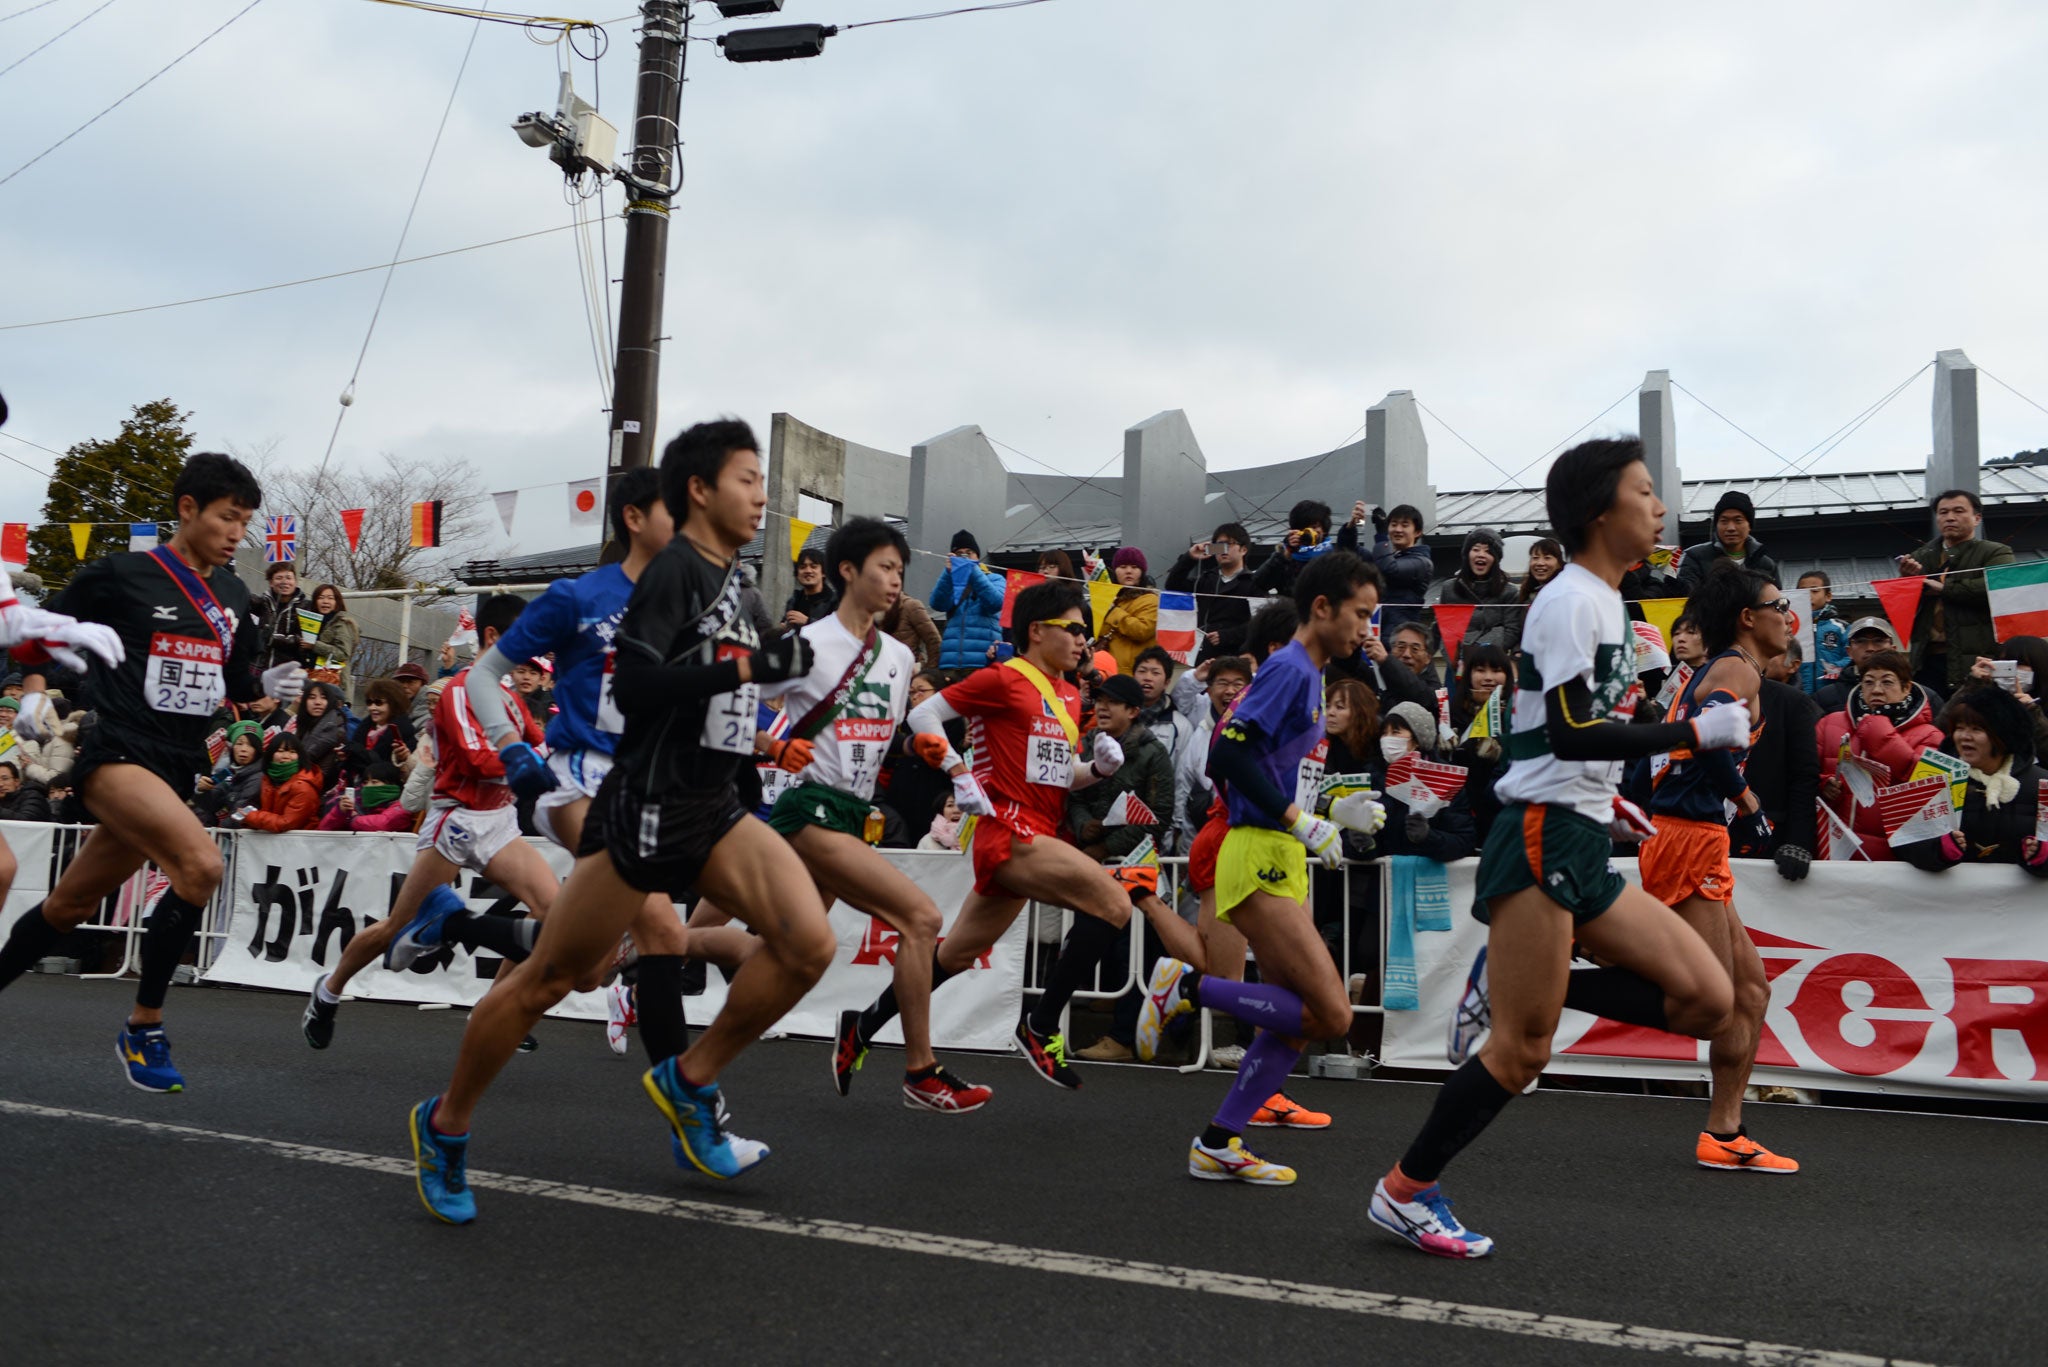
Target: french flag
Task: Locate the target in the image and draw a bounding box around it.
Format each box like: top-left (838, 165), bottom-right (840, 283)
top-left (1156, 591), bottom-right (1197, 663)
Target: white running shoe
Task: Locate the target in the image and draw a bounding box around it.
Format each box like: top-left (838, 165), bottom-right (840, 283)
top-left (1135, 959), bottom-right (1195, 1062)
top-left (1369, 1177), bottom-right (1493, 1258)
top-left (605, 981), bottom-right (635, 1057)
top-left (1208, 1044), bottom-right (1246, 1069)
top-left (1446, 946), bottom-right (1490, 1066)
top-left (1188, 1135), bottom-right (1295, 1186)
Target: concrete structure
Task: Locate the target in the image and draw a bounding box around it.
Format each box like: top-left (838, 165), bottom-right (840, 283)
top-left (1363, 390), bottom-right (1436, 528)
top-left (1931, 348), bottom-right (1980, 509)
top-left (763, 412), bottom-right (911, 611)
top-left (1120, 411), bottom-right (1209, 574)
top-left (907, 425), bottom-right (1010, 597)
top-left (1639, 369), bottom-right (1682, 545)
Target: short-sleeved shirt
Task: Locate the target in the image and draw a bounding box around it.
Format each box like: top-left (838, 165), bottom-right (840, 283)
top-left (492, 563), bottom-right (633, 756)
top-left (1213, 638), bottom-right (1326, 832)
top-left (759, 613), bottom-right (913, 802)
top-left (939, 659), bottom-right (1082, 839)
top-left (1495, 563), bottom-right (1642, 825)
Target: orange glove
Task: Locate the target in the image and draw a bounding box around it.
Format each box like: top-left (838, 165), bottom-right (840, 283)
top-left (768, 736), bottom-right (814, 774)
top-left (911, 732), bottom-right (953, 770)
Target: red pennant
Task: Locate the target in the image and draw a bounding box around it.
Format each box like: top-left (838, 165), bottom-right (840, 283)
top-left (998, 569), bottom-right (1047, 628)
top-left (1433, 603), bottom-right (1476, 669)
top-left (1870, 576), bottom-right (1923, 649)
top-left (0, 523), bottom-right (24, 565)
top-left (339, 507), bottom-right (366, 554)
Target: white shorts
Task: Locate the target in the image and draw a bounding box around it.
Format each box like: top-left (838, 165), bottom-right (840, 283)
top-left (417, 803), bottom-right (522, 874)
top-left (534, 748), bottom-right (613, 851)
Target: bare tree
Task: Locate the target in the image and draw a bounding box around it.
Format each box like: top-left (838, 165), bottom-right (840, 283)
top-left (244, 449), bottom-right (490, 590)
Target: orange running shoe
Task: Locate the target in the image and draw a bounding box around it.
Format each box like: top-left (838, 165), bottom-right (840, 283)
top-left (1696, 1130), bottom-right (1799, 1173)
top-left (1248, 1092), bottom-right (1332, 1129)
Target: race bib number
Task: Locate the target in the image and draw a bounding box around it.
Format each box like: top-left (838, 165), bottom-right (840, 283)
top-left (701, 643), bottom-right (758, 756)
top-left (1294, 738), bottom-right (1329, 811)
top-left (1026, 733), bottom-right (1072, 787)
top-left (596, 647), bottom-right (624, 734)
top-left (758, 765), bottom-right (794, 809)
top-left (833, 716), bottom-right (895, 799)
top-left (147, 633), bottom-right (225, 717)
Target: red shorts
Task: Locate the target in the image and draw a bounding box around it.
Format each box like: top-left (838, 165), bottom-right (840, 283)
top-left (968, 816), bottom-right (1031, 899)
top-left (1637, 815), bottom-right (1734, 906)
top-left (1188, 812), bottom-right (1229, 894)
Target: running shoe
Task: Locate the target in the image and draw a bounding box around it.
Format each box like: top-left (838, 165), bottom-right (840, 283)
top-left (643, 1057), bottom-right (769, 1180)
top-left (1074, 1036), bottom-right (1133, 1062)
top-left (1446, 945), bottom-right (1490, 1066)
top-left (831, 1007), bottom-right (867, 1097)
top-left (1188, 1135), bottom-right (1295, 1186)
top-left (518, 1033), bottom-right (540, 1054)
top-left (1208, 1044), bottom-right (1245, 1069)
top-left (903, 1067), bottom-right (993, 1114)
top-left (1249, 1093), bottom-right (1332, 1129)
top-left (602, 935), bottom-right (639, 987)
top-left (408, 1097), bottom-right (476, 1225)
top-left (116, 1024), bottom-right (184, 1093)
top-left (605, 982), bottom-right (635, 1057)
top-left (1136, 958), bottom-right (1196, 1062)
top-left (301, 984), bottom-right (338, 1050)
top-left (384, 884), bottom-right (467, 972)
top-left (1369, 1178), bottom-right (1493, 1258)
top-left (1696, 1131), bottom-right (1799, 1173)
top-left (1015, 1020), bottom-right (1081, 1090)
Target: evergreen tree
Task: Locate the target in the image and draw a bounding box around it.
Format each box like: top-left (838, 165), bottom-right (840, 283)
top-left (28, 399), bottom-right (193, 588)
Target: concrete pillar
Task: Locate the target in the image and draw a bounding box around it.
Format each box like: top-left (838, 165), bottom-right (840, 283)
top-left (1363, 390), bottom-right (1435, 528)
top-left (908, 425), bottom-right (1011, 597)
top-left (1930, 349), bottom-right (1980, 505)
top-left (1122, 410), bottom-right (1209, 572)
top-left (1638, 370), bottom-right (1682, 545)
top-left (765, 413), bottom-right (847, 616)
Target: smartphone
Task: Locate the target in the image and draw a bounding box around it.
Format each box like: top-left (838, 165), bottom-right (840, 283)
top-left (1991, 659), bottom-right (2020, 693)
top-left (1190, 541), bottom-right (1210, 556)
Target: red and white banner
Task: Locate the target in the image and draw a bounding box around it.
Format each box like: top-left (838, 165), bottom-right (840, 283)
top-left (1384, 753), bottom-right (1468, 816)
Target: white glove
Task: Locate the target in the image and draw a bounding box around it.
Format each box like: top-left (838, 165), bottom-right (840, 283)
top-left (1289, 808), bottom-right (1345, 869)
top-left (30, 615), bottom-right (124, 671)
top-left (1090, 731), bottom-right (1124, 777)
top-left (262, 663), bottom-right (307, 702)
top-left (1331, 790), bottom-right (1387, 837)
top-left (951, 772), bottom-right (994, 818)
top-left (1609, 795), bottom-right (1658, 844)
top-left (1689, 698), bottom-right (1753, 751)
top-left (13, 691), bottom-right (55, 743)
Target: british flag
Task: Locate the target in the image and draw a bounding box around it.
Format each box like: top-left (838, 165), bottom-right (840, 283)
top-left (263, 515), bottom-right (297, 565)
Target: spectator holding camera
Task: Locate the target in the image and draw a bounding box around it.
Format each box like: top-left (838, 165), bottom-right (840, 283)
top-left (1899, 685), bottom-right (2048, 875)
top-left (1165, 523), bottom-right (1259, 660)
top-left (1816, 649), bottom-right (1944, 860)
top-left (1340, 500), bottom-right (1434, 637)
top-left (1252, 500), bottom-right (1336, 597)
top-left (1899, 490), bottom-right (2016, 696)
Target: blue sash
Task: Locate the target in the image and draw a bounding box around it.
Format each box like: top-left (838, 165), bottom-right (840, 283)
top-left (149, 547), bottom-right (236, 653)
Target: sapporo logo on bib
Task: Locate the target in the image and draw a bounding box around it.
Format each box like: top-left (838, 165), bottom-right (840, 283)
top-left (148, 633), bottom-right (226, 716)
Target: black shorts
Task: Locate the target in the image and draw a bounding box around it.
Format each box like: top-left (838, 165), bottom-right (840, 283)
top-left (577, 766), bottom-right (749, 900)
top-left (72, 728), bottom-right (201, 803)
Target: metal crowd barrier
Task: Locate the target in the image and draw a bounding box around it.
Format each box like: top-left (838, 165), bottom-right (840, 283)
top-left (19, 823), bottom-right (238, 981)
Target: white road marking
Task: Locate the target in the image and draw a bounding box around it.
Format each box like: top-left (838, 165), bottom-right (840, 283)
top-left (1, 1098), bottom-right (1942, 1367)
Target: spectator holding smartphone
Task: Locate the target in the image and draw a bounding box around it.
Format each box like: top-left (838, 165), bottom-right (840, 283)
top-left (1898, 490), bottom-right (2016, 695)
top-left (1165, 522), bottom-right (1259, 660)
top-left (1901, 685), bottom-right (2048, 875)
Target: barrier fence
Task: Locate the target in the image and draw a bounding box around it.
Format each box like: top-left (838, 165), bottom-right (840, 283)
top-left (4, 821), bottom-right (2044, 1101)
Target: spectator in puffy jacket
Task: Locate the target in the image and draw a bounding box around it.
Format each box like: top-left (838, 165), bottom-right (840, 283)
top-left (1339, 501), bottom-right (1434, 637)
top-left (1438, 528), bottom-right (1518, 654)
top-left (1901, 685), bottom-right (2048, 876)
top-left (0, 761), bottom-right (52, 822)
top-left (928, 530), bottom-right (1007, 671)
top-left (233, 732), bottom-right (324, 833)
top-left (1676, 490), bottom-right (1783, 593)
top-left (319, 760), bottom-right (417, 834)
top-left (1096, 548), bottom-right (1159, 674)
top-left (1797, 570), bottom-right (1852, 695)
top-left (1817, 650), bottom-right (1945, 861)
top-left (294, 681), bottom-right (350, 784)
top-left (194, 721), bottom-right (265, 827)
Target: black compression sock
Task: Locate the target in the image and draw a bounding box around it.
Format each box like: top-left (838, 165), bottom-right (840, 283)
top-left (136, 892), bottom-right (205, 1010)
top-left (857, 949), bottom-right (955, 1042)
top-left (635, 955), bottom-right (691, 1065)
top-left (1709, 1127), bottom-right (1744, 1143)
top-left (446, 912), bottom-right (533, 961)
top-left (1028, 914), bottom-right (1126, 1036)
top-left (906, 1063), bottom-right (938, 1082)
top-left (0, 903), bottom-right (60, 992)
top-left (1399, 1057), bottom-right (1518, 1183)
top-left (1199, 1123), bottom-right (1237, 1150)
top-left (1562, 967), bottom-right (1671, 1031)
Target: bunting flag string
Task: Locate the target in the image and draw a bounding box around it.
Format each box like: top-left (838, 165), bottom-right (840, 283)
top-left (68, 523), bottom-right (90, 558)
top-left (492, 491), bottom-right (518, 538)
top-left (1, 524), bottom-right (26, 566)
top-left (127, 523), bottom-right (159, 553)
top-left (997, 568), bottom-right (1047, 627)
top-left (1431, 603), bottom-right (1475, 668)
top-left (1155, 591), bottom-right (1197, 663)
top-left (339, 507), bottom-right (366, 554)
top-left (567, 478), bottom-right (602, 528)
top-left (1086, 578), bottom-right (1120, 635)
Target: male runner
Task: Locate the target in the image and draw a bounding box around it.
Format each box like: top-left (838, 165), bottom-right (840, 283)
top-left (0, 453), bottom-right (305, 1091)
top-left (843, 579), bottom-right (1140, 1087)
top-left (1371, 437), bottom-right (1749, 1258)
top-left (301, 594), bottom-right (562, 1046)
top-left (1637, 560), bottom-right (1797, 1173)
top-left (1137, 552), bottom-right (1388, 1185)
top-left (408, 418), bottom-right (834, 1223)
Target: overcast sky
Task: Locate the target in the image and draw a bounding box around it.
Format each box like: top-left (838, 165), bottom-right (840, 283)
top-left (5, 0), bottom-right (2047, 564)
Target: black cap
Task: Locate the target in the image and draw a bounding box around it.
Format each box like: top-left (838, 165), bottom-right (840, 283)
top-left (1097, 674), bottom-right (1145, 708)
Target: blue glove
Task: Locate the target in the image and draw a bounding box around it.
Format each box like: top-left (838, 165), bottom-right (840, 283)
top-left (500, 742), bottom-right (557, 801)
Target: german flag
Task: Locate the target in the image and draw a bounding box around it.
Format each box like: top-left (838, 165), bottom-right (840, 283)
top-left (409, 500), bottom-right (443, 549)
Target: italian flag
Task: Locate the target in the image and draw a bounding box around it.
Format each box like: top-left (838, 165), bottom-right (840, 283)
top-left (1988, 561), bottom-right (2048, 641)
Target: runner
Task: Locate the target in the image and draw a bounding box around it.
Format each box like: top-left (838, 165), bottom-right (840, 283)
top-left (1370, 437), bottom-right (1749, 1259)
top-left (0, 453), bottom-right (304, 1091)
top-left (408, 418), bottom-right (835, 1224)
top-left (1637, 560), bottom-right (1797, 1173)
top-left (302, 593), bottom-right (561, 1047)
top-left (1135, 551), bottom-right (1388, 1185)
top-left (843, 577), bottom-right (1140, 1090)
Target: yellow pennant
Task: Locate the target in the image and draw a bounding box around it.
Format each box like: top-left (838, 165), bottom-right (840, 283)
top-left (1087, 579), bottom-right (1120, 634)
top-left (788, 517), bottom-right (818, 564)
top-left (69, 523), bottom-right (91, 559)
top-left (1637, 597), bottom-right (1688, 650)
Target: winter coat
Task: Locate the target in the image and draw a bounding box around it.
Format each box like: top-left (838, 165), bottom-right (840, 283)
top-left (311, 609), bottom-right (360, 680)
top-left (249, 588), bottom-right (310, 672)
top-left (1904, 535), bottom-right (2019, 690)
top-left (294, 683), bottom-right (351, 778)
top-left (1803, 604), bottom-right (1851, 695)
top-left (1897, 757), bottom-right (2048, 876)
top-left (1437, 531), bottom-right (1520, 653)
top-left (1163, 555), bottom-right (1260, 661)
top-left (1341, 524), bottom-right (1435, 638)
top-left (1675, 536), bottom-right (1784, 594)
top-left (17, 716), bottom-right (77, 785)
top-left (928, 558), bottom-right (1007, 670)
top-left (1743, 680), bottom-right (1821, 859)
top-left (883, 596), bottom-right (943, 672)
top-left (782, 585), bottom-right (838, 627)
top-left (195, 761), bottom-right (264, 827)
top-left (1365, 752), bottom-right (1477, 863)
top-left (1137, 695), bottom-right (1193, 773)
top-left (241, 767), bottom-right (324, 833)
top-left (344, 714), bottom-right (418, 785)
top-left (1816, 684), bottom-right (1945, 860)
top-left (735, 564), bottom-right (776, 645)
top-left (0, 778), bottom-right (52, 823)
top-left (1098, 588), bottom-right (1159, 675)
top-left (318, 795), bottom-right (416, 834)
top-left (1067, 721), bottom-right (1175, 859)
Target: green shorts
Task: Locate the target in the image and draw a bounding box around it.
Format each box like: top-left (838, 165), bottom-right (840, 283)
top-left (766, 781), bottom-right (871, 840)
top-left (1472, 802), bottom-right (1626, 926)
top-left (1214, 826), bottom-right (1308, 922)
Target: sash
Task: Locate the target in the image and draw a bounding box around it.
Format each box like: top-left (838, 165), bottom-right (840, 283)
top-left (644, 557), bottom-right (744, 665)
top-left (150, 546), bottom-right (236, 653)
top-left (1002, 657), bottom-right (1079, 747)
top-left (790, 628), bottom-right (883, 742)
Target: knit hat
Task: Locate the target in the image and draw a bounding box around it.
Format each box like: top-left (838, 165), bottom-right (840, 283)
top-left (1385, 701), bottom-right (1439, 753)
top-left (950, 529), bottom-right (982, 556)
top-left (225, 719), bottom-right (263, 752)
top-left (0, 697), bottom-right (18, 714)
top-left (1111, 546), bottom-right (1148, 574)
top-left (1713, 491), bottom-right (1756, 523)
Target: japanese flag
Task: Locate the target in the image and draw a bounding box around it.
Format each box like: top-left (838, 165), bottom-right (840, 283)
top-left (568, 478), bottom-right (603, 528)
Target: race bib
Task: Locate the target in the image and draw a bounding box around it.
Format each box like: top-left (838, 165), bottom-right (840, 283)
top-left (596, 647), bottom-right (624, 734)
top-left (758, 764), bottom-right (794, 809)
top-left (1293, 737), bottom-right (1329, 811)
top-left (1026, 732), bottom-right (1072, 787)
top-left (833, 716), bottom-right (894, 799)
top-left (701, 643), bottom-right (759, 756)
top-left (147, 633), bottom-right (225, 717)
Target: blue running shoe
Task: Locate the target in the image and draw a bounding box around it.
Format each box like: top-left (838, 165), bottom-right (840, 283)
top-left (643, 1058), bottom-right (768, 1180)
top-left (385, 884), bottom-right (467, 971)
top-left (116, 1024), bottom-right (184, 1092)
top-left (408, 1097), bottom-right (476, 1224)
top-left (1369, 1177), bottom-right (1493, 1258)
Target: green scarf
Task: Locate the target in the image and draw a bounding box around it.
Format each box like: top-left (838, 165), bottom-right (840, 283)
top-left (359, 782), bottom-right (401, 809)
top-left (267, 758), bottom-right (300, 782)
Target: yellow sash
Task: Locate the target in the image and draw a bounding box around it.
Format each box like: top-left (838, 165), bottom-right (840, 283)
top-left (1002, 657), bottom-right (1080, 747)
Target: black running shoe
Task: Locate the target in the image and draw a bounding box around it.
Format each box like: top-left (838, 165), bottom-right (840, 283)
top-left (832, 1008), bottom-right (867, 1097)
top-left (518, 1033), bottom-right (540, 1053)
top-left (1016, 1020), bottom-right (1081, 1090)
top-left (302, 986), bottom-right (338, 1050)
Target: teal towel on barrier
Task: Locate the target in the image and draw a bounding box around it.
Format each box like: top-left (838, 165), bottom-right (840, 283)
top-left (1385, 856), bottom-right (1454, 1010)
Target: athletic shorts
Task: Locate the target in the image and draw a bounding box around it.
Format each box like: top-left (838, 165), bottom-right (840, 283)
top-left (1472, 802), bottom-right (1626, 926)
top-left (578, 766), bottom-right (749, 900)
top-left (1187, 811), bottom-right (1228, 895)
top-left (72, 728), bottom-right (201, 803)
top-left (766, 780), bottom-right (869, 840)
top-left (417, 803), bottom-right (522, 874)
top-left (533, 748), bottom-right (614, 851)
top-left (967, 815), bottom-right (1031, 899)
top-left (1636, 814), bottom-right (1734, 906)
top-left (1214, 825), bottom-right (1307, 923)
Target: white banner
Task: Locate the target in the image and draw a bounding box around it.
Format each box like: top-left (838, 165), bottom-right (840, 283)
top-left (1382, 859), bottom-right (2048, 1099)
top-left (0, 822), bottom-right (59, 940)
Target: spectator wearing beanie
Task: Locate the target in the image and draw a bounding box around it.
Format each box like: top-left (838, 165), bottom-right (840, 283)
top-left (1677, 490), bottom-right (1783, 592)
top-left (1900, 685), bottom-right (2048, 875)
top-left (1438, 528), bottom-right (1518, 653)
top-left (928, 529), bottom-right (1006, 672)
top-left (1368, 701), bottom-right (1476, 862)
top-left (1816, 649), bottom-right (1944, 860)
top-left (1096, 547), bottom-right (1159, 674)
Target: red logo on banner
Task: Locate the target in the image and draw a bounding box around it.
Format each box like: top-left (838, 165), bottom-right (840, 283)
top-left (849, 916), bottom-right (991, 971)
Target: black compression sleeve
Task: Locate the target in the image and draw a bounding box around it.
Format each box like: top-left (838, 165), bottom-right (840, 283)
top-left (1545, 679), bottom-right (1699, 762)
top-left (1207, 722), bottom-right (1295, 826)
top-left (609, 656), bottom-right (745, 716)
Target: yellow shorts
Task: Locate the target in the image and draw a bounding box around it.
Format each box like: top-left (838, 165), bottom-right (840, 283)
top-left (1214, 826), bottom-right (1308, 923)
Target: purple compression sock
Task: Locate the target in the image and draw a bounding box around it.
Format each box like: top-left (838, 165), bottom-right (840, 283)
top-left (1212, 1031), bottom-right (1305, 1133)
top-left (1195, 974), bottom-right (1305, 1038)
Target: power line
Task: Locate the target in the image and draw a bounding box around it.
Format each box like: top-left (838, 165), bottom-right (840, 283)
top-left (1668, 380), bottom-right (1790, 471)
top-left (0, 0), bottom-right (113, 80)
top-left (842, 0), bottom-right (1061, 32)
top-left (0, 0), bottom-right (266, 190)
top-left (1978, 365), bottom-right (2048, 424)
top-left (0, 0), bottom-right (70, 23)
top-left (0, 427), bottom-right (178, 503)
top-left (0, 441), bottom-right (149, 524)
top-left (1789, 362), bottom-right (1932, 475)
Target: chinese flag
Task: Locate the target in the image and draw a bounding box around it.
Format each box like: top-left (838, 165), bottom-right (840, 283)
top-left (998, 569), bottom-right (1046, 627)
top-left (409, 501), bottom-right (442, 549)
top-left (0, 523), bottom-right (26, 565)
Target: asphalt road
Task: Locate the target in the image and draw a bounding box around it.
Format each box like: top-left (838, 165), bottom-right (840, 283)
top-left (1, 975), bottom-right (2039, 1367)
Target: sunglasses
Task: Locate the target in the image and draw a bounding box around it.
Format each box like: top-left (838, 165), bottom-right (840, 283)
top-left (1036, 618), bottom-right (1088, 637)
top-left (1753, 597), bottom-right (1792, 616)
